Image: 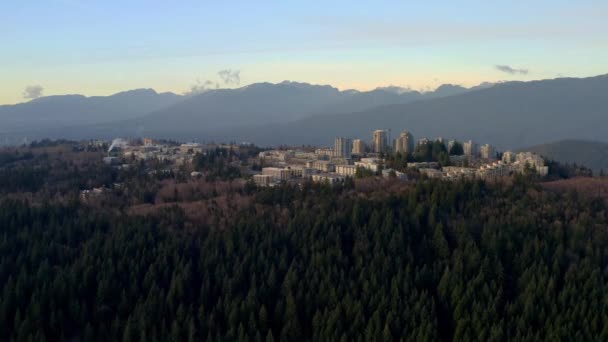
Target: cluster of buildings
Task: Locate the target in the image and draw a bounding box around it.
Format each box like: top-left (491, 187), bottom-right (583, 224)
top-left (98, 130), bottom-right (549, 188)
top-left (415, 151), bottom-right (549, 180)
top-left (253, 134), bottom-right (410, 186)
top-left (102, 139), bottom-right (243, 169)
top-left (254, 129), bottom-right (549, 186)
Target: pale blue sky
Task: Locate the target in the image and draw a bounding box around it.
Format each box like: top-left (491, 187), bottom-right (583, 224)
top-left (1, 0), bottom-right (606, 103)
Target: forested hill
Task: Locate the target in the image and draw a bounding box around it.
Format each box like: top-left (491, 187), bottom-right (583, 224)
top-left (2, 177), bottom-right (608, 341)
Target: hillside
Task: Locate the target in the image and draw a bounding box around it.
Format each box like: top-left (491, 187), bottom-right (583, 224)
top-left (522, 140), bottom-right (608, 172)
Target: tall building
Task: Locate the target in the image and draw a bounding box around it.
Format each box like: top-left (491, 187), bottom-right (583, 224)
top-left (352, 139), bottom-right (366, 155)
top-left (463, 140), bottom-right (478, 156)
top-left (372, 130), bottom-right (388, 153)
top-left (447, 140), bottom-right (456, 153)
top-left (334, 137), bottom-right (352, 158)
top-left (395, 131), bottom-right (415, 154)
top-left (480, 144), bottom-right (495, 160)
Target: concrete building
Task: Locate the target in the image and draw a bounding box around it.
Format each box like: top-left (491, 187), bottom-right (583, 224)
top-left (314, 148), bottom-right (334, 159)
top-left (352, 139), bottom-right (366, 155)
top-left (463, 140), bottom-right (478, 156)
top-left (334, 137), bottom-right (353, 158)
top-left (395, 131), bottom-right (415, 155)
top-left (335, 165), bottom-right (358, 176)
top-left (382, 168), bottom-right (407, 180)
top-left (372, 130), bottom-right (388, 153)
top-left (355, 158), bottom-right (381, 172)
top-left (419, 168), bottom-right (445, 179)
top-left (480, 144), bottom-right (495, 160)
top-left (312, 174), bottom-right (345, 184)
top-left (262, 167), bottom-right (303, 181)
top-left (180, 143), bottom-right (205, 154)
top-left (307, 160), bottom-right (336, 172)
top-left (253, 174), bottom-right (274, 187)
top-left (502, 151), bottom-right (515, 164)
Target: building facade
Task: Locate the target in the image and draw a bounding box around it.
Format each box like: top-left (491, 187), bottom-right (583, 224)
top-left (463, 140), bottom-right (478, 156)
top-left (352, 139), bottom-right (366, 155)
top-left (395, 131), bottom-right (415, 154)
top-left (335, 165), bottom-right (358, 176)
top-left (334, 137), bottom-right (353, 158)
top-left (372, 130), bottom-right (388, 153)
top-left (480, 144), bottom-right (495, 160)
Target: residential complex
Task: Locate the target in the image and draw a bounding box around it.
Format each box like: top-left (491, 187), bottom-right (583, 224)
top-left (104, 129), bottom-right (549, 188)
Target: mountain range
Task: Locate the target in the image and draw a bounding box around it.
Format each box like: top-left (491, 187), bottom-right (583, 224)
top-left (1, 75), bottom-right (607, 154)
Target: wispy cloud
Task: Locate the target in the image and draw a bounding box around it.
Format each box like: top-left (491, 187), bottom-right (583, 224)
top-left (218, 69), bottom-right (240, 85)
top-left (184, 69), bottom-right (242, 95)
top-left (185, 79), bottom-right (219, 96)
top-left (495, 65), bottom-right (529, 75)
top-left (22, 85), bottom-right (44, 99)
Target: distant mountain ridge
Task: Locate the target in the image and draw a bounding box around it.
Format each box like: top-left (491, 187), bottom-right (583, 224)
top-left (0, 81), bottom-right (489, 144)
top-left (1, 75), bottom-right (607, 149)
top-left (213, 74), bottom-right (608, 149)
top-left (521, 140), bottom-right (608, 172)
top-left (0, 89), bottom-right (182, 133)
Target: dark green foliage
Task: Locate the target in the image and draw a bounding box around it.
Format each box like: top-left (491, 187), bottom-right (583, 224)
top-left (546, 159), bottom-right (594, 179)
top-left (449, 142), bottom-right (464, 156)
top-left (1, 178), bottom-right (608, 341)
top-left (414, 140), bottom-right (449, 163)
top-left (193, 148), bottom-right (242, 181)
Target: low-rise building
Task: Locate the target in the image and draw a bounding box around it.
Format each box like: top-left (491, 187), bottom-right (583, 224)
top-left (307, 160), bottom-right (336, 172)
top-left (335, 165), bottom-right (358, 176)
top-left (419, 168), bottom-right (445, 179)
top-left (261, 167), bottom-right (304, 181)
top-left (253, 174), bottom-right (274, 187)
top-left (355, 158), bottom-right (381, 172)
top-left (382, 168), bottom-right (407, 180)
top-left (311, 173), bottom-right (345, 184)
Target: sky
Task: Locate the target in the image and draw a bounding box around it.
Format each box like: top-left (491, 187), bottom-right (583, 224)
top-left (1, 0), bottom-right (607, 104)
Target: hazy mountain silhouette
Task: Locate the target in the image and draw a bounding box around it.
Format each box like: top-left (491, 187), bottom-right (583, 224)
top-left (127, 81), bottom-right (480, 132)
top-left (2, 75), bottom-right (607, 149)
top-left (216, 75), bottom-right (607, 149)
top-left (0, 89), bottom-right (182, 133)
top-left (0, 81), bottom-right (480, 141)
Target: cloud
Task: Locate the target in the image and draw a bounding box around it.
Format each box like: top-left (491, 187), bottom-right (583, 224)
top-left (218, 69), bottom-right (240, 85)
top-left (23, 85), bottom-right (44, 99)
top-left (184, 69), bottom-right (242, 95)
top-left (185, 79), bottom-right (219, 96)
top-left (495, 65), bottom-right (529, 75)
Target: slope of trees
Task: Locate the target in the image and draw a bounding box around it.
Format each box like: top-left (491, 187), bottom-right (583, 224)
top-left (1, 176), bottom-right (608, 341)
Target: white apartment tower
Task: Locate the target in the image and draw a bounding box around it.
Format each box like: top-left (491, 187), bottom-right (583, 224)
top-left (463, 140), bottom-right (478, 156)
top-left (334, 137), bottom-right (353, 158)
top-left (395, 131), bottom-right (415, 154)
top-left (372, 130), bottom-right (388, 153)
top-left (480, 144), bottom-right (495, 160)
top-left (352, 139), bottom-right (366, 155)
